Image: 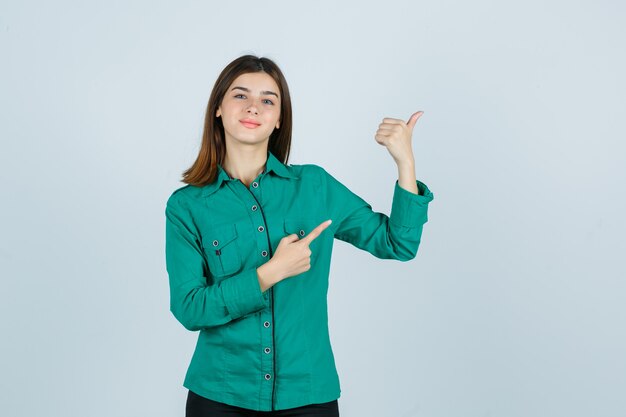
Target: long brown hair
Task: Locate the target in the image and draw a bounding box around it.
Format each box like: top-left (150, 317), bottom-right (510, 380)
top-left (181, 54), bottom-right (293, 186)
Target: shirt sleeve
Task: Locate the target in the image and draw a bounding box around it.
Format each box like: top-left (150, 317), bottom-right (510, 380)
top-left (165, 193), bottom-right (269, 331)
top-left (320, 166), bottom-right (434, 261)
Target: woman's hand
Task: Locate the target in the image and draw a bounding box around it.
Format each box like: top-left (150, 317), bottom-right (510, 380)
top-left (374, 111), bottom-right (424, 166)
top-left (257, 220), bottom-right (332, 290)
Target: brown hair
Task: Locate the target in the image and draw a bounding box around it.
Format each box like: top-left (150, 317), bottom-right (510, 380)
top-left (181, 54), bottom-right (293, 186)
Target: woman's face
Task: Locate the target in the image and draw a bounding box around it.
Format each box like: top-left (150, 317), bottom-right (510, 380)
top-left (216, 72), bottom-right (281, 147)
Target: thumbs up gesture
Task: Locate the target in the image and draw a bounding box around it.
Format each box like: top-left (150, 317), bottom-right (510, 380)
top-left (374, 111), bottom-right (424, 166)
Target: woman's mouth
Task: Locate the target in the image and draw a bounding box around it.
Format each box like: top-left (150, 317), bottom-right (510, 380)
top-left (240, 120), bottom-right (261, 129)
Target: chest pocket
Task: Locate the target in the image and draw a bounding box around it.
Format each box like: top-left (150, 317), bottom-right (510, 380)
top-left (202, 223), bottom-right (242, 277)
top-left (283, 218), bottom-right (322, 264)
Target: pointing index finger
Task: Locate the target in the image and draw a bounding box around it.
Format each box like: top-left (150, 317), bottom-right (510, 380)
top-left (300, 219), bottom-right (332, 245)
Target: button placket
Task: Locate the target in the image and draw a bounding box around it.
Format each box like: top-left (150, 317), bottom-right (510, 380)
top-left (245, 179), bottom-right (275, 393)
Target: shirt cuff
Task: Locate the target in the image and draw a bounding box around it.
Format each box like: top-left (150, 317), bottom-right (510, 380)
top-left (220, 268), bottom-right (269, 320)
top-left (390, 179), bottom-right (434, 228)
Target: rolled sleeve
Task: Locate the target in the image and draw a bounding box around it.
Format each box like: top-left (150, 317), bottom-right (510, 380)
top-left (390, 179), bottom-right (434, 228)
top-left (220, 268), bottom-right (269, 320)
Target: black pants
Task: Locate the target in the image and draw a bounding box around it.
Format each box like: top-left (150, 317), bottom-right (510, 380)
top-left (186, 390), bottom-right (340, 417)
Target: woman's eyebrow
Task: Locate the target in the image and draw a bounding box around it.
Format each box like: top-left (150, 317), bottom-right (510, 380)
top-left (231, 86), bottom-right (279, 98)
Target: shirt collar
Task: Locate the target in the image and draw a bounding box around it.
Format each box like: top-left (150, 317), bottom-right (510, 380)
top-left (201, 149), bottom-right (298, 197)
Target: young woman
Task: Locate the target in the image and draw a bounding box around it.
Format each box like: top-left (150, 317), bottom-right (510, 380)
top-left (165, 54), bottom-right (434, 417)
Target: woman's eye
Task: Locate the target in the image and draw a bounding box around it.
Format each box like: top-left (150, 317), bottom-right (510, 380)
top-left (233, 94), bottom-right (274, 105)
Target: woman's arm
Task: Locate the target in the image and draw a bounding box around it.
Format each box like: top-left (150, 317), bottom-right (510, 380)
top-left (165, 194), bottom-right (269, 331)
top-left (397, 159), bottom-right (419, 195)
top-left (321, 165), bottom-right (433, 261)
top-left (322, 111), bottom-right (434, 260)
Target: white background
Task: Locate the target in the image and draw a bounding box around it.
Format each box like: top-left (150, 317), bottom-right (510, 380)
top-left (1, 1), bottom-right (625, 416)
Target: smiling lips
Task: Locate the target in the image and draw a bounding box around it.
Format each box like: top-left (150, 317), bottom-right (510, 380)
top-left (240, 119), bottom-right (261, 128)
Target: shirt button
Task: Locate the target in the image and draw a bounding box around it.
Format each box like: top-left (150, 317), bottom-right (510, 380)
top-left (264, 321), bottom-right (271, 328)
top-left (299, 230), bottom-right (305, 237)
top-left (258, 226), bottom-right (264, 232)
top-left (264, 347), bottom-right (271, 354)
top-left (261, 250), bottom-right (268, 257)
top-left (252, 182), bottom-right (259, 188)
top-left (212, 240), bottom-right (219, 246)
top-left (264, 373), bottom-right (272, 380)
top-left (251, 205), bottom-right (258, 211)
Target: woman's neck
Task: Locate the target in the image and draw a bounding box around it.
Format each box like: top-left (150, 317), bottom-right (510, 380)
top-left (222, 147), bottom-right (268, 187)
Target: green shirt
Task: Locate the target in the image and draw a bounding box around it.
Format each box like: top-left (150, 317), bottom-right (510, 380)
top-left (165, 149), bottom-right (434, 411)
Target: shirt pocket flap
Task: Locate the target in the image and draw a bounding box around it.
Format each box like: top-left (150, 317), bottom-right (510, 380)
top-left (203, 223), bottom-right (238, 251)
top-left (284, 218), bottom-right (314, 238)
top-left (201, 223), bottom-right (242, 277)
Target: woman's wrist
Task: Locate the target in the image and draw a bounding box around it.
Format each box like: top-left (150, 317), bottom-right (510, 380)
top-left (257, 260), bottom-right (282, 292)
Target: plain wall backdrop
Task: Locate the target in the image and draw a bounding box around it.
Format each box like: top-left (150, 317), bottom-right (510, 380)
top-left (1, 1), bottom-right (625, 416)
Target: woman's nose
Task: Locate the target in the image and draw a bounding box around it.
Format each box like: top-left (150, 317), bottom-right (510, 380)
top-left (246, 98), bottom-right (263, 114)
